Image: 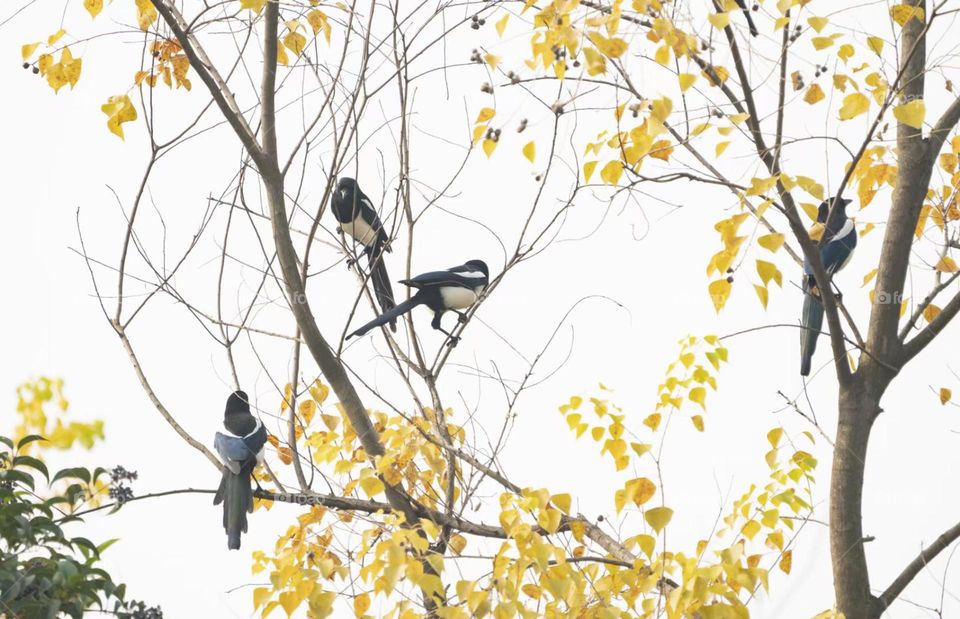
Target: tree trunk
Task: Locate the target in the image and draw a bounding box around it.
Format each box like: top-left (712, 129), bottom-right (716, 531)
top-left (831, 376), bottom-right (883, 618)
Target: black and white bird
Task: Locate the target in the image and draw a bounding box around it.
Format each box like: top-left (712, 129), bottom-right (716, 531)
top-left (347, 259), bottom-right (489, 344)
top-left (213, 391), bottom-right (267, 550)
top-left (331, 177), bottom-right (397, 331)
top-left (800, 198), bottom-right (857, 376)
top-left (734, 0), bottom-right (759, 37)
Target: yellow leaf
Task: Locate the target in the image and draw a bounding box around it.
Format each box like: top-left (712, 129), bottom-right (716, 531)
top-left (538, 507), bottom-right (562, 533)
top-left (495, 13), bottom-right (509, 37)
top-left (482, 138), bottom-right (497, 158)
top-left (804, 83), bottom-right (825, 105)
top-left (277, 44), bottom-right (289, 66)
top-left (134, 0), bottom-right (157, 31)
top-left (940, 388), bottom-right (952, 405)
top-left (708, 12), bottom-right (731, 29)
top-left (643, 413), bottom-right (661, 432)
top-left (582, 47), bottom-right (607, 75)
top-left (811, 36), bottom-right (838, 50)
top-left (284, 31), bottom-right (307, 56)
top-left (589, 33), bottom-right (627, 58)
top-left (756, 260), bottom-right (783, 287)
top-left (678, 73), bottom-right (697, 92)
top-left (838, 44), bottom-right (855, 63)
top-left (862, 268), bottom-right (878, 286)
top-left (708, 278), bottom-right (732, 313)
top-left (768, 427), bottom-right (784, 448)
top-left (937, 256), bottom-right (959, 272)
top-left (600, 160), bottom-right (623, 185)
top-left (359, 475), bottom-right (384, 497)
top-left (306, 10), bottom-right (332, 42)
top-left (475, 107), bottom-right (495, 124)
top-left (484, 53), bottom-right (500, 70)
top-left (644, 506), bottom-right (673, 533)
top-left (867, 36), bottom-right (884, 54)
top-left (253, 587), bottom-right (271, 609)
top-left (689, 387), bottom-right (706, 409)
top-left (754, 284), bottom-right (769, 309)
top-left (654, 44), bottom-right (670, 66)
top-left (47, 29), bottom-right (66, 45)
top-left (84, 0), bottom-right (103, 18)
top-left (893, 99), bottom-right (925, 129)
top-left (552, 493), bottom-right (572, 514)
top-left (583, 161), bottom-right (598, 182)
top-left (758, 233), bottom-right (785, 252)
top-left (240, 0), bottom-right (267, 13)
top-left (780, 549), bottom-right (793, 574)
top-left (891, 4), bottom-right (925, 27)
top-left (626, 478), bottom-right (656, 505)
top-left (522, 141), bottom-right (535, 163)
top-left (839, 93), bottom-right (870, 120)
top-left (807, 16), bottom-right (828, 33)
top-left (354, 592), bottom-right (371, 617)
top-left (923, 304), bottom-right (941, 322)
top-left (448, 533), bottom-right (467, 555)
top-left (21, 43), bottom-right (40, 61)
top-left (100, 94), bottom-right (137, 139)
top-left (715, 141), bottom-right (730, 157)
top-left (691, 415), bottom-right (705, 431)
top-left (279, 591), bottom-right (301, 617)
top-left (743, 519), bottom-right (761, 540)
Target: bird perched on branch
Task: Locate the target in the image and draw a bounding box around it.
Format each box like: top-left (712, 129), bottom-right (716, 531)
top-left (213, 391), bottom-right (267, 550)
top-left (734, 0), bottom-right (759, 37)
top-left (800, 197), bottom-right (857, 376)
top-left (347, 259), bottom-right (489, 345)
top-left (331, 177), bottom-right (397, 331)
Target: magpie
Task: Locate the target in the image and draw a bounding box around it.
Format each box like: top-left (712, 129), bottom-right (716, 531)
top-left (213, 390), bottom-right (267, 550)
top-left (734, 0), bottom-right (759, 37)
top-left (347, 259), bottom-right (489, 344)
top-left (800, 197), bottom-right (857, 376)
top-left (331, 177), bottom-right (397, 331)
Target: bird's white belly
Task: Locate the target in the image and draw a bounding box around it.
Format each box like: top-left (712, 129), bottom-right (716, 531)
top-left (440, 286), bottom-right (478, 310)
top-left (340, 217), bottom-right (376, 246)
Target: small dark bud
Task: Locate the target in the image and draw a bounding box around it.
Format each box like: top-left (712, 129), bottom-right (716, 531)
top-left (597, 515), bottom-right (604, 522)
top-left (32, 66), bottom-right (39, 74)
top-left (22, 62), bottom-right (29, 69)
top-left (726, 276), bottom-right (734, 283)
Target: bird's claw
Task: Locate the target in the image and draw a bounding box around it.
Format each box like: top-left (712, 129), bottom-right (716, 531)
top-left (456, 312), bottom-right (468, 324)
top-left (446, 336), bottom-right (461, 348)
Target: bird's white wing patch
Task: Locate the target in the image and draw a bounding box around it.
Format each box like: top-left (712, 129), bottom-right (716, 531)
top-left (456, 271), bottom-right (485, 279)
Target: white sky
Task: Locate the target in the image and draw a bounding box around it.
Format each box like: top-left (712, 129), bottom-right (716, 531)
top-left (2, 1), bottom-right (960, 617)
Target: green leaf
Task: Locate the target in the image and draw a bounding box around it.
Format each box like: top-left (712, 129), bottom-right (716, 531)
top-left (17, 434), bottom-right (47, 450)
top-left (13, 456), bottom-right (49, 481)
top-left (52, 467), bottom-right (91, 484)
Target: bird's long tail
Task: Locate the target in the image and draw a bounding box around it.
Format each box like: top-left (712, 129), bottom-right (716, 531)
top-left (369, 253), bottom-right (397, 332)
top-left (348, 293), bottom-right (423, 339)
top-left (799, 283), bottom-right (824, 377)
top-left (213, 461), bottom-right (254, 550)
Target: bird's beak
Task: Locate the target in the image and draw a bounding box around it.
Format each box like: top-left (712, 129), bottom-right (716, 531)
top-left (808, 222), bottom-right (825, 242)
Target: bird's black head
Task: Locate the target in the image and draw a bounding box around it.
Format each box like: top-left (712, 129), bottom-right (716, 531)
top-left (465, 259), bottom-right (489, 278)
top-left (817, 197), bottom-right (852, 223)
top-left (225, 390), bottom-right (250, 417)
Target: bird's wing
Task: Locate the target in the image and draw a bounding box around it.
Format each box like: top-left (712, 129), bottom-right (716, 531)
top-left (821, 229), bottom-right (857, 274)
top-left (405, 270), bottom-right (470, 288)
top-left (242, 424), bottom-right (268, 455)
top-left (215, 432), bottom-right (258, 465)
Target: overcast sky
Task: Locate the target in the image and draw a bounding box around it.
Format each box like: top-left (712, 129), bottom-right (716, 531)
top-left (3, 1), bottom-right (960, 617)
